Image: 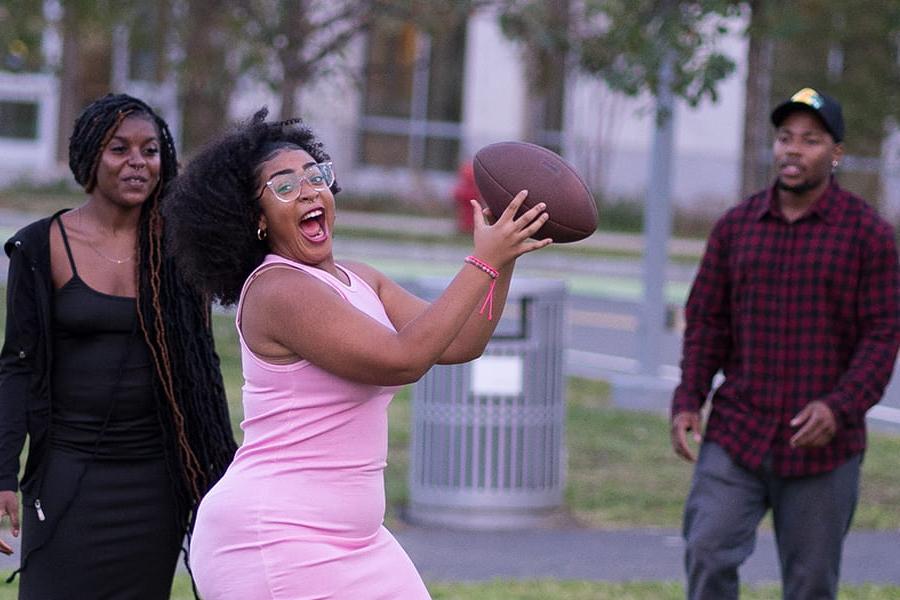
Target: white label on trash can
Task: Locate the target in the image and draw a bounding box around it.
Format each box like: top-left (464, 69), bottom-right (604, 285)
top-left (471, 355), bottom-right (523, 396)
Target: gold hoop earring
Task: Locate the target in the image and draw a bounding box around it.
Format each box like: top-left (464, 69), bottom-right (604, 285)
top-left (257, 227), bottom-right (267, 241)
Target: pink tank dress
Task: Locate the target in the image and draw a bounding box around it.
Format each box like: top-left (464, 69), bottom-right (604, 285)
top-left (189, 255), bottom-right (431, 599)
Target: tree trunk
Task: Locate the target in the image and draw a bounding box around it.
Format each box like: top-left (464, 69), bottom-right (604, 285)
top-left (739, 0), bottom-right (774, 199)
top-left (521, 77), bottom-right (547, 144)
top-left (521, 0), bottom-right (568, 146)
top-left (276, 2), bottom-right (313, 120)
top-left (55, 10), bottom-right (112, 165)
top-left (179, 0), bottom-right (234, 156)
top-left (56, 8), bottom-right (82, 164)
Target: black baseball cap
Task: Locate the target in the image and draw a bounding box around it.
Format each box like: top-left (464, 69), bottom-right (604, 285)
top-left (770, 87), bottom-right (844, 143)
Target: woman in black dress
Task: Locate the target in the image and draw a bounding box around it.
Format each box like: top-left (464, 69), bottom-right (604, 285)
top-left (0, 94), bottom-right (237, 598)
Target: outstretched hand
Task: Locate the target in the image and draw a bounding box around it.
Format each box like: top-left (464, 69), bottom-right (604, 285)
top-left (0, 490), bottom-right (18, 555)
top-left (470, 190), bottom-right (552, 268)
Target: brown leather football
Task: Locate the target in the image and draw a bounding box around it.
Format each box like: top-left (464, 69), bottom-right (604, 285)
top-left (472, 141), bottom-right (598, 243)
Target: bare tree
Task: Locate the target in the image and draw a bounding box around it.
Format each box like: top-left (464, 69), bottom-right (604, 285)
top-left (233, 0), bottom-right (484, 121)
top-left (498, 0), bottom-right (571, 144)
top-left (177, 0), bottom-right (239, 154)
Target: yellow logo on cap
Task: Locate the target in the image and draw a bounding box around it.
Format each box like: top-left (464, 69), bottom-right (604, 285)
top-left (791, 88), bottom-right (823, 109)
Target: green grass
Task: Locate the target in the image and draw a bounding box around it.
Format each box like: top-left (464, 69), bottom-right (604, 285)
top-left (563, 379), bottom-right (690, 527)
top-left (0, 186), bottom-right (83, 215)
top-left (119, 309), bottom-right (900, 532)
top-left (200, 304), bottom-right (900, 531)
top-left (210, 308), bottom-right (245, 436)
top-left (428, 581), bottom-right (900, 600)
top-left (0, 294), bottom-right (899, 531)
top-left (377, 370), bottom-right (900, 531)
top-left (2, 576), bottom-right (899, 599)
top-left (856, 431), bottom-right (900, 529)
top-left (2, 283), bottom-right (900, 597)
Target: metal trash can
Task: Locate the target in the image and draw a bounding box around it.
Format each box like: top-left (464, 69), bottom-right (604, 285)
top-left (406, 277), bottom-right (567, 529)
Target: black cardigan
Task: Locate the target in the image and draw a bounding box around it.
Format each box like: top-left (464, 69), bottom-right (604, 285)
top-left (0, 211), bottom-right (62, 497)
top-left (0, 210), bottom-right (237, 509)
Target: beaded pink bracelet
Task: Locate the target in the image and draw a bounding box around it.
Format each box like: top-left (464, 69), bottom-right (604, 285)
top-left (465, 255), bottom-right (499, 320)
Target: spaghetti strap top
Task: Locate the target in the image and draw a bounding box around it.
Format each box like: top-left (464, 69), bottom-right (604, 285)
top-left (55, 213), bottom-right (80, 277)
top-left (50, 215), bottom-right (159, 457)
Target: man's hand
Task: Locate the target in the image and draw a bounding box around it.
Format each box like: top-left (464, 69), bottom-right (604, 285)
top-left (0, 490), bottom-right (19, 556)
top-left (671, 411), bottom-right (703, 462)
top-left (790, 400), bottom-right (837, 448)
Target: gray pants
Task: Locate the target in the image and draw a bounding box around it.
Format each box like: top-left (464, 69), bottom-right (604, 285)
top-left (683, 441), bottom-right (861, 600)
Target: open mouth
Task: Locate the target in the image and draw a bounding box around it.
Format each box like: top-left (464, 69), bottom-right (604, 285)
top-left (299, 208), bottom-right (328, 242)
top-left (779, 163), bottom-right (802, 178)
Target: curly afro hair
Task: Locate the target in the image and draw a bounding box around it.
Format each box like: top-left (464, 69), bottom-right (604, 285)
top-left (163, 108), bottom-right (339, 306)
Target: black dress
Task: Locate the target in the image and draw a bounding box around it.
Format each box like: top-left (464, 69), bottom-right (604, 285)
top-left (18, 219), bottom-right (184, 600)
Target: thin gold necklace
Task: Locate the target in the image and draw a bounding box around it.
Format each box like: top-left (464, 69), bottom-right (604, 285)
top-left (87, 243), bottom-right (135, 264)
top-left (73, 208), bottom-right (136, 264)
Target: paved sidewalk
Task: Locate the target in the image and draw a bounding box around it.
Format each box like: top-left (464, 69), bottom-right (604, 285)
top-left (395, 525), bottom-right (900, 586)
top-left (337, 209), bottom-right (707, 257)
top-left (0, 207), bottom-right (708, 258)
top-left (1, 524), bottom-right (898, 586)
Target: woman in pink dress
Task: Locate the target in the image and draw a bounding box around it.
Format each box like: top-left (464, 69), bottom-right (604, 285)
top-left (163, 109), bottom-right (552, 599)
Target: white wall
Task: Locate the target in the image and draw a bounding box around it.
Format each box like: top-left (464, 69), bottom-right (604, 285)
top-left (460, 8), bottom-right (528, 156)
top-left (566, 15), bottom-right (748, 211)
top-left (0, 72), bottom-right (60, 186)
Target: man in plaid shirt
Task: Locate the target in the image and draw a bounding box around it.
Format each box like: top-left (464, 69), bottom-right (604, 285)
top-left (670, 88), bottom-right (900, 600)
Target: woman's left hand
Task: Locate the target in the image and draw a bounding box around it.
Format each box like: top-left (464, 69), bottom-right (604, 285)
top-left (470, 190), bottom-right (552, 269)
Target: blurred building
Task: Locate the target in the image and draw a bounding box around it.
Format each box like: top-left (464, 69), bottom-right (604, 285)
top-left (1, 5), bottom-right (896, 220)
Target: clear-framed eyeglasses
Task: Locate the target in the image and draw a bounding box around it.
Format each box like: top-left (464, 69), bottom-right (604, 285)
top-left (259, 161), bottom-right (335, 203)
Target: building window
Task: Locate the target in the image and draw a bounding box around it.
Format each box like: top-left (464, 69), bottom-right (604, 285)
top-left (0, 101), bottom-right (39, 139)
top-left (360, 20), bottom-right (466, 172)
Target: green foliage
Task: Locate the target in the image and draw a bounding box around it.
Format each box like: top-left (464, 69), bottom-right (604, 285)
top-left (0, 0), bottom-right (44, 71)
top-left (764, 0), bottom-right (900, 155)
top-left (596, 196), bottom-right (644, 233)
top-left (578, 0), bottom-right (742, 106)
top-left (497, 0), bottom-right (572, 89)
top-left (231, 1), bottom-right (369, 92)
top-left (0, 0), bottom-right (150, 72)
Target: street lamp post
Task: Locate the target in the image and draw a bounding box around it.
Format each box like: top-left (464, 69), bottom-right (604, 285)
top-left (638, 46), bottom-right (675, 377)
top-left (610, 44), bottom-right (678, 413)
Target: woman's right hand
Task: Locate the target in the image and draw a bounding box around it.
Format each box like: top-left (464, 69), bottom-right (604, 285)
top-left (0, 490), bottom-right (19, 555)
top-left (470, 190), bottom-right (552, 269)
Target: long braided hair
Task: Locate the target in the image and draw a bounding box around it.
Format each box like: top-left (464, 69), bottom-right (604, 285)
top-left (68, 94), bottom-right (237, 533)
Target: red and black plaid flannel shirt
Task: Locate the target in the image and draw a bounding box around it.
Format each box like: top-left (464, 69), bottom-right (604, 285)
top-left (672, 180), bottom-right (900, 476)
